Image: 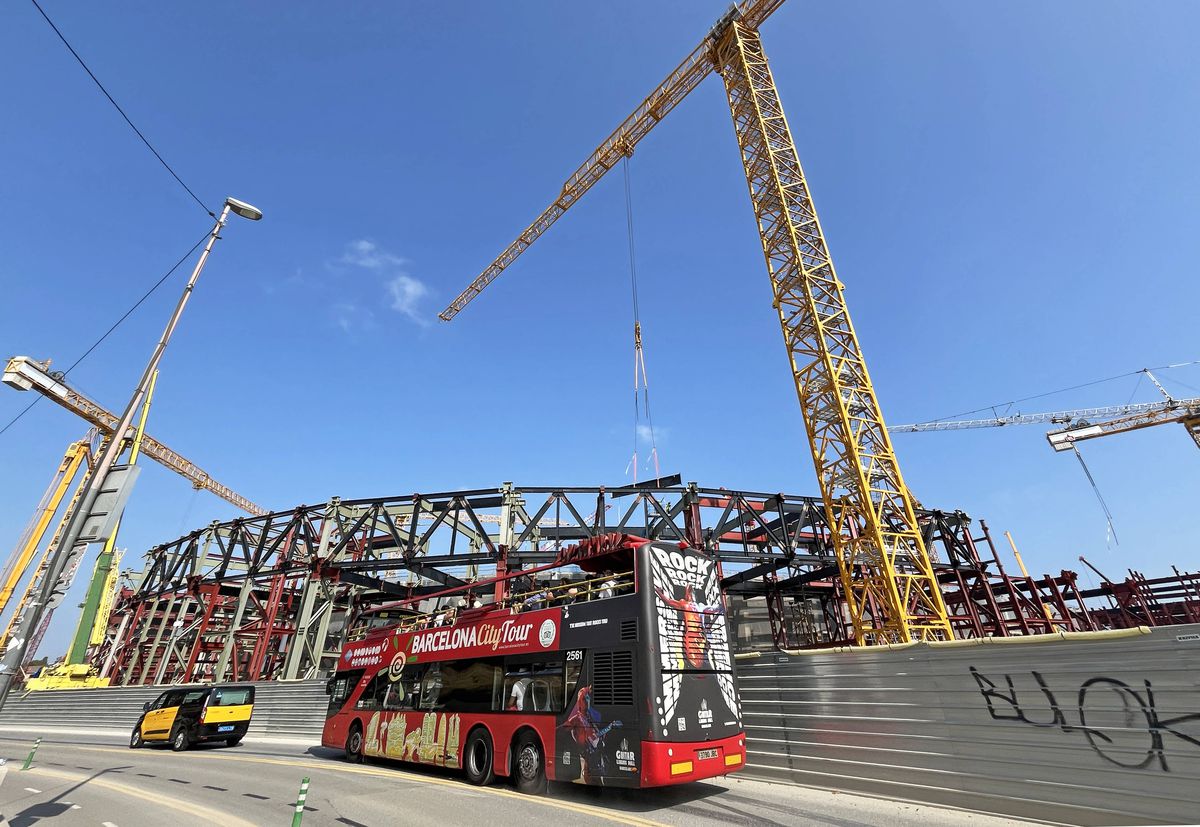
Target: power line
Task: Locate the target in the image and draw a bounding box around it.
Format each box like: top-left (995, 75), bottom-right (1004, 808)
top-left (28, 0), bottom-right (215, 218)
top-left (0, 230), bottom-right (211, 438)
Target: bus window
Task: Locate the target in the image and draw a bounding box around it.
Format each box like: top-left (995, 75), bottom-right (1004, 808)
top-left (437, 661), bottom-right (500, 712)
top-left (419, 665), bottom-right (443, 710)
top-left (328, 670), bottom-right (364, 717)
top-left (502, 665), bottom-right (533, 712)
top-left (502, 657), bottom-right (578, 713)
top-left (356, 673), bottom-right (386, 711)
top-left (380, 680), bottom-right (410, 711)
top-left (564, 655), bottom-right (582, 710)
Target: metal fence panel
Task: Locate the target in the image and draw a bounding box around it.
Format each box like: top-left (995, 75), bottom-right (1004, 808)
top-left (736, 626), bottom-right (1200, 825)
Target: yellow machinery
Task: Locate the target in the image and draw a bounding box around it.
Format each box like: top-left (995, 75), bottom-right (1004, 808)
top-left (0, 438), bottom-right (92, 621)
top-left (438, 1), bottom-right (951, 643)
top-left (20, 374), bottom-right (155, 690)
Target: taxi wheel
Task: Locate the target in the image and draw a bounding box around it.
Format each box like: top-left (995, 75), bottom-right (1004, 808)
top-left (345, 723), bottom-right (364, 763)
top-left (512, 731), bottom-right (547, 795)
top-left (170, 725), bottom-right (190, 752)
top-left (463, 728), bottom-right (494, 786)
top-left (129, 724), bottom-right (144, 749)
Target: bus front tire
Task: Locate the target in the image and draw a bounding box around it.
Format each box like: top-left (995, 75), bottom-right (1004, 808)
top-left (345, 723), bottom-right (364, 763)
top-left (129, 725), bottom-right (144, 749)
top-left (170, 725), bottom-right (190, 752)
top-left (512, 731), bottom-right (547, 795)
top-left (464, 728), bottom-right (495, 786)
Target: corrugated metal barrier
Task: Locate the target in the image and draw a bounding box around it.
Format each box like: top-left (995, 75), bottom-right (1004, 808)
top-left (736, 624), bottom-right (1200, 825)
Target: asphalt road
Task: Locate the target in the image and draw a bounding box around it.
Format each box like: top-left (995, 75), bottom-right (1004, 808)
top-left (0, 733), bottom-right (1033, 827)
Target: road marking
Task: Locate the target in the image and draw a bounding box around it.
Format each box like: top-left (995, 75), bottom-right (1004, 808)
top-left (26, 767), bottom-right (257, 827)
top-left (71, 804), bottom-right (81, 809)
top-left (76, 745), bottom-right (668, 826)
top-left (23, 787), bottom-right (41, 793)
top-left (102, 822), bottom-right (118, 827)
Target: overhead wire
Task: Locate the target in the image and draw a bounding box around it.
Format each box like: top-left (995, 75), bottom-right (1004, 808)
top-left (27, 0), bottom-right (215, 218)
top-left (0, 230), bottom-right (212, 439)
top-left (622, 155), bottom-right (660, 483)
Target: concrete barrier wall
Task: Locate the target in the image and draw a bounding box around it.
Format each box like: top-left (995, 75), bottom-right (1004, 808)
top-left (0, 679), bottom-right (328, 740)
top-left (736, 625), bottom-right (1200, 825)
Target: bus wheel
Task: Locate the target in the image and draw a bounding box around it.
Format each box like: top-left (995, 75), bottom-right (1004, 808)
top-left (512, 731), bottom-right (547, 795)
top-left (345, 723), bottom-right (365, 763)
top-left (464, 728), bottom-right (494, 786)
top-left (129, 724), bottom-right (144, 749)
top-left (170, 725), bottom-right (190, 752)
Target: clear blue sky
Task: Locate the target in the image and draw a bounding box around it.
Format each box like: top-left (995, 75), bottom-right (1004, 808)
top-left (2, 1), bottom-right (1198, 658)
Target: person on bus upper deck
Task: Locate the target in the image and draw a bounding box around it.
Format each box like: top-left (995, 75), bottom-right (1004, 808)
top-left (598, 572), bottom-right (617, 599)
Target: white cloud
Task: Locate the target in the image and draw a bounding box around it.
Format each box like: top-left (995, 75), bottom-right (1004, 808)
top-left (341, 239), bottom-right (406, 271)
top-left (387, 275), bottom-right (429, 325)
top-left (338, 239), bottom-right (430, 325)
top-left (636, 424), bottom-right (667, 444)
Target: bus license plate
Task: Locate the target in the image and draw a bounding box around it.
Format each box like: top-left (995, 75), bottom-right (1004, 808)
top-left (218, 725), bottom-right (234, 732)
top-left (697, 748), bottom-right (718, 760)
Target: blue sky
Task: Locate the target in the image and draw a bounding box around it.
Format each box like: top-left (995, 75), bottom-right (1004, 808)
top-left (2, 1), bottom-right (1198, 657)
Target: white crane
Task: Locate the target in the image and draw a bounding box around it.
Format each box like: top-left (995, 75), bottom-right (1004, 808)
top-left (891, 369), bottom-right (1200, 451)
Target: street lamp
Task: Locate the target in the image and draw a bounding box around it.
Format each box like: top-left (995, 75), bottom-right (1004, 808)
top-left (0, 197), bottom-right (263, 707)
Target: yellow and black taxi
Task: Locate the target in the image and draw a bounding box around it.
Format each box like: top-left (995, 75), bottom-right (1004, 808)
top-left (129, 684), bottom-right (255, 751)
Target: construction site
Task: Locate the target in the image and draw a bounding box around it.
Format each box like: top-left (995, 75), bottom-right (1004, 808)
top-left (0, 1), bottom-right (1197, 825)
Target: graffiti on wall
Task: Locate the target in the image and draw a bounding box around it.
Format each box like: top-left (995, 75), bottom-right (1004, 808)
top-left (968, 667), bottom-right (1200, 772)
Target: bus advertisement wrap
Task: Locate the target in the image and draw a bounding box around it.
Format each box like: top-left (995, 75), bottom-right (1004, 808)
top-left (649, 544), bottom-right (740, 739)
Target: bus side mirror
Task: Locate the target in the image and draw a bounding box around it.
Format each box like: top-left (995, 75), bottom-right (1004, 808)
top-left (143, 701), bottom-right (151, 712)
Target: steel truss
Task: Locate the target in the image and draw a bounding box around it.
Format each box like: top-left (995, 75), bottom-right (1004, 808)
top-left (94, 482), bottom-right (1164, 686)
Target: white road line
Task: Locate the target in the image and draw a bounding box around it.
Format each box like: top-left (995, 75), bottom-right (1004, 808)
top-left (102, 822), bottom-right (119, 827)
top-left (71, 804), bottom-right (81, 809)
top-left (23, 787), bottom-right (41, 793)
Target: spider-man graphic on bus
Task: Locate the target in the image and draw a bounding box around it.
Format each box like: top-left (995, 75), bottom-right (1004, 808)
top-left (654, 585), bottom-right (724, 670)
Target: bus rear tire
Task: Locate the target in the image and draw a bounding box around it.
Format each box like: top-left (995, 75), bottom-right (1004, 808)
top-left (345, 723), bottom-right (364, 763)
top-left (512, 731), bottom-right (547, 795)
top-left (464, 728), bottom-right (495, 786)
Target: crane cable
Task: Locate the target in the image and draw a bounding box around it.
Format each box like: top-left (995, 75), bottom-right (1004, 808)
top-left (622, 155), bottom-right (660, 483)
top-left (1070, 444), bottom-right (1119, 547)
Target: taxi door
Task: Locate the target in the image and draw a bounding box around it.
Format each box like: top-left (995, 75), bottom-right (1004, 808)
top-left (142, 690), bottom-right (184, 740)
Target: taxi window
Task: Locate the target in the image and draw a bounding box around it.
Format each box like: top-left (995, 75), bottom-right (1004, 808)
top-left (164, 691), bottom-right (186, 708)
top-left (150, 692), bottom-right (170, 710)
top-left (181, 690), bottom-right (207, 706)
top-left (212, 687), bottom-right (253, 706)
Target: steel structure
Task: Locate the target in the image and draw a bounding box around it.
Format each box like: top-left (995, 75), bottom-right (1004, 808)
top-left (438, 0), bottom-right (949, 644)
top-left (96, 481), bottom-right (1135, 687)
top-left (3, 356), bottom-right (266, 515)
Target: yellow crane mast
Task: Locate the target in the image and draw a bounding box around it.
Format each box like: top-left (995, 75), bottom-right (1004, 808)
top-left (439, 0), bottom-right (951, 643)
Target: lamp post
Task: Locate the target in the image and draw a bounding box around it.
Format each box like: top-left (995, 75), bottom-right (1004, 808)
top-left (0, 197), bottom-right (262, 707)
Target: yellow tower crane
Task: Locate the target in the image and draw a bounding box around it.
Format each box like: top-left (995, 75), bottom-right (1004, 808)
top-left (439, 0), bottom-right (951, 644)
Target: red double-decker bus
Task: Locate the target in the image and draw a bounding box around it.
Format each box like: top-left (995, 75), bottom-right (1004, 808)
top-left (322, 533), bottom-right (745, 792)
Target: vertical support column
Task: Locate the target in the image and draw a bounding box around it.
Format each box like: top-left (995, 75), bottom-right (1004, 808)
top-left (713, 20), bottom-right (950, 644)
top-left (282, 500), bottom-right (338, 680)
top-left (213, 580), bottom-right (254, 682)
